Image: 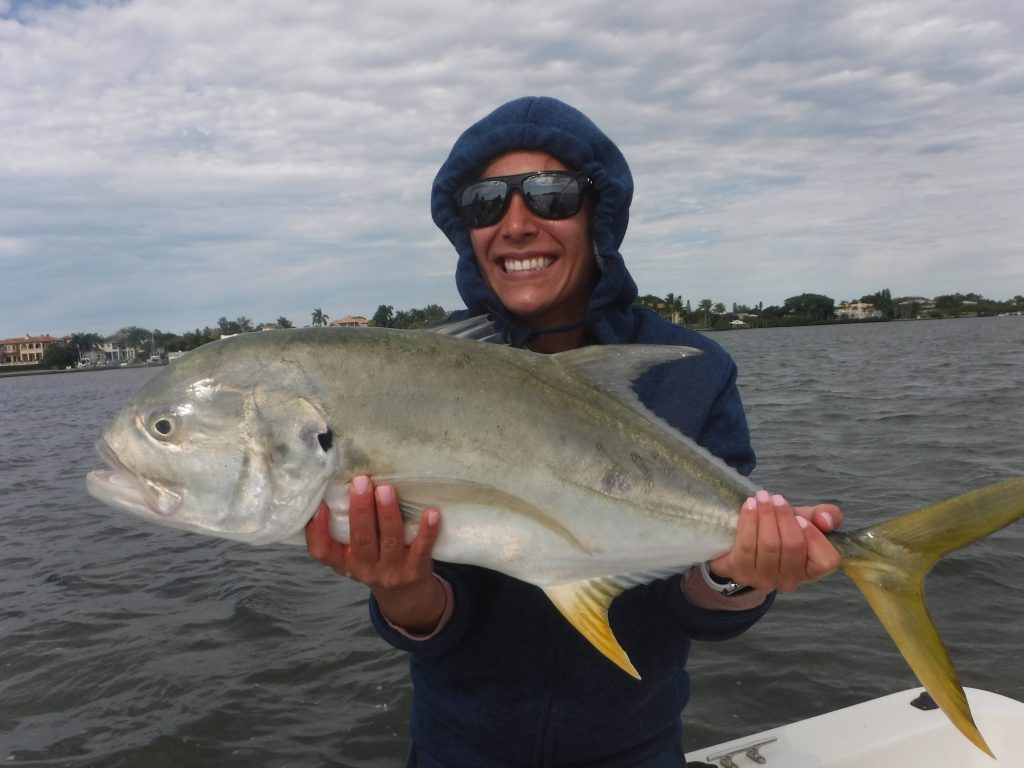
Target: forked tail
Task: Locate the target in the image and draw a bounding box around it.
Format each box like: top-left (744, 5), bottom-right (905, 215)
top-left (834, 477), bottom-right (1024, 758)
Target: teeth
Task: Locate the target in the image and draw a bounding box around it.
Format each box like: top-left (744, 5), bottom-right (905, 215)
top-left (504, 257), bottom-right (553, 273)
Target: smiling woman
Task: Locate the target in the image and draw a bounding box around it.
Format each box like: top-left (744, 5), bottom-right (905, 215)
top-left (464, 150), bottom-right (598, 349)
top-left (302, 96), bottom-right (845, 768)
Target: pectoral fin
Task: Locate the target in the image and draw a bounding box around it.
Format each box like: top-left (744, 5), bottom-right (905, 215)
top-left (376, 475), bottom-right (593, 554)
top-left (544, 577), bottom-right (640, 679)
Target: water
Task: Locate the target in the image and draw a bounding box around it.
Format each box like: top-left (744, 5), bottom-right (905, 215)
top-left (1, 317), bottom-right (1022, 766)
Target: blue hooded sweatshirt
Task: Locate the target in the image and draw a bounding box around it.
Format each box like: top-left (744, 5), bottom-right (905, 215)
top-left (370, 97), bottom-right (770, 767)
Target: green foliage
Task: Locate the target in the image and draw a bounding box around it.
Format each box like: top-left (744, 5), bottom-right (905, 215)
top-left (860, 288), bottom-right (894, 318)
top-left (276, 316), bottom-right (294, 329)
top-left (310, 308), bottom-right (329, 327)
top-left (71, 332), bottom-right (103, 352)
top-left (633, 294), bottom-right (687, 325)
top-left (40, 343), bottom-right (77, 370)
top-left (370, 304), bottom-right (395, 327)
top-left (217, 316), bottom-right (254, 334)
top-left (390, 304), bottom-right (448, 329)
top-left (782, 293), bottom-right (835, 321)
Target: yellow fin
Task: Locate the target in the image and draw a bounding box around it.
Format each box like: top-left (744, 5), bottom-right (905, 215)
top-left (837, 477), bottom-right (1024, 758)
top-left (544, 578), bottom-right (640, 679)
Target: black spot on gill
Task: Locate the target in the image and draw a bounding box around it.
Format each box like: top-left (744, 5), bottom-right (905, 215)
top-left (317, 428), bottom-right (334, 452)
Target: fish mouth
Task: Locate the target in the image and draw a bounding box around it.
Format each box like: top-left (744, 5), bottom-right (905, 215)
top-left (87, 439), bottom-right (182, 519)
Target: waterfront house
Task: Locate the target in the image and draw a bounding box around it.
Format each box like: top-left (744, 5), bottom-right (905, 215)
top-left (330, 315), bottom-right (369, 328)
top-left (835, 301), bottom-right (882, 320)
top-left (0, 334), bottom-right (70, 366)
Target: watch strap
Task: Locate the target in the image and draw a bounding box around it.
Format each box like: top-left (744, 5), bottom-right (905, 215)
top-left (698, 561), bottom-right (755, 597)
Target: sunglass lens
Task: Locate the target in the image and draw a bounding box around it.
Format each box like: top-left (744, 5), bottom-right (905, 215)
top-left (459, 179), bottom-right (510, 228)
top-left (522, 173), bottom-right (581, 219)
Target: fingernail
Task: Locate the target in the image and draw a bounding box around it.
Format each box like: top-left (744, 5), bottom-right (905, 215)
top-left (796, 515), bottom-right (809, 529)
top-left (771, 494), bottom-right (786, 507)
top-left (817, 511), bottom-right (835, 530)
top-left (376, 485), bottom-right (394, 505)
top-left (743, 497), bottom-right (757, 511)
top-left (353, 476), bottom-right (370, 494)
top-left (426, 509), bottom-right (439, 526)
top-left (756, 489), bottom-right (771, 503)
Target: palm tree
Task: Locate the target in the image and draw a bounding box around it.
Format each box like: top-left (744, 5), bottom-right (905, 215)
top-left (664, 293), bottom-right (685, 325)
top-left (311, 308), bottom-right (329, 327)
top-left (697, 299), bottom-right (713, 329)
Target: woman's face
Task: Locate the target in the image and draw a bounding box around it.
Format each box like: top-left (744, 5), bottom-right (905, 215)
top-left (468, 150), bottom-right (597, 331)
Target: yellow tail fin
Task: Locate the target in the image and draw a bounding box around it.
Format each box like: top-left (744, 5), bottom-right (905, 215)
top-left (836, 477), bottom-right (1024, 758)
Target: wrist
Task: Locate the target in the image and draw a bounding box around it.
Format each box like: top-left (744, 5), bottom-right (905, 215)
top-left (682, 565), bottom-right (769, 611)
top-left (374, 574), bottom-right (449, 636)
top-left (699, 561), bottom-right (755, 597)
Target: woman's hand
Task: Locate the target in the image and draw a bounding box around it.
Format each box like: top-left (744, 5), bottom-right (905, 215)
top-left (711, 490), bottom-right (843, 594)
top-left (305, 475), bottom-right (446, 634)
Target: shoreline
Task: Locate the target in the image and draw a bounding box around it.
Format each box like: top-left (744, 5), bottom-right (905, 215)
top-left (0, 364), bottom-right (163, 380)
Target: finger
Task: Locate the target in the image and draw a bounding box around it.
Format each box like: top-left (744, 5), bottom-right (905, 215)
top-left (795, 503), bottom-right (841, 532)
top-left (771, 494), bottom-right (808, 593)
top-left (305, 501), bottom-right (330, 558)
top-left (753, 490), bottom-right (783, 585)
top-left (407, 508), bottom-right (442, 573)
top-left (813, 503), bottom-right (842, 531)
top-left (305, 502), bottom-right (350, 574)
top-left (712, 494), bottom-right (759, 581)
top-left (374, 484), bottom-right (406, 568)
top-left (348, 475), bottom-right (380, 570)
top-left (802, 524), bottom-right (843, 581)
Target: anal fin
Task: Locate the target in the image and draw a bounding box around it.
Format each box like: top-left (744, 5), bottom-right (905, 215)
top-left (544, 577), bottom-right (640, 680)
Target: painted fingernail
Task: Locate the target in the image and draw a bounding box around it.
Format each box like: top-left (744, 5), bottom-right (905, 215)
top-left (376, 485), bottom-right (394, 505)
top-left (756, 489), bottom-right (771, 503)
top-left (353, 475), bottom-right (370, 494)
top-left (426, 509), bottom-right (439, 526)
top-left (818, 511), bottom-right (835, 530)
top-left (744, 497), bottom-right (757, 511)
top-left (796, 515), bottom-right (809, 529)
top-left (771, 494), bottom-right (786, 507)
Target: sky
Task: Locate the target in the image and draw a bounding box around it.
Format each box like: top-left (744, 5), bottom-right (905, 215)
top-left (2, 0), bottom-right (1022, 337)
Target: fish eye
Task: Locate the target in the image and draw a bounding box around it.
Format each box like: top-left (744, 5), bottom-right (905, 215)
top-left (148, 414), bottom-right (176, 440)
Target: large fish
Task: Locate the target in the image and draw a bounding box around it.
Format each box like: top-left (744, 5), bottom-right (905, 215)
top-left (86, 321), bottom-right (1024, 757)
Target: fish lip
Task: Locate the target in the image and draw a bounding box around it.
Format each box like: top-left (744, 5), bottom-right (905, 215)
top-left (89, 438), bottom-right (176, 518)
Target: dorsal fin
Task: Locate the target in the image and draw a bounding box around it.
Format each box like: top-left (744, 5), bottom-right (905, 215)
top-left (552, 344), bottom-right (701, 396)
top-left (420, 315), bottom-right (504, 344)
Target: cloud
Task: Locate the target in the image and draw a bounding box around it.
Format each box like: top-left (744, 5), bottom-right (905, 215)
top-left (1, 0), bottom-right (1022, 335)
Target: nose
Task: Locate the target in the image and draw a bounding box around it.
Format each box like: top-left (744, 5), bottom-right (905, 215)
top-left (498, 190), bottom-right (539, 238)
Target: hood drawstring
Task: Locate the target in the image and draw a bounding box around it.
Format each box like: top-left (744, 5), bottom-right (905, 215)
top-left (483, 302), bottom-right (605, 349)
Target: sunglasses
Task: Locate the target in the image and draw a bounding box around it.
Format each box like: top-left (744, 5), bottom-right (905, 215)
top-left (455, 170), bottom-right (592, 229)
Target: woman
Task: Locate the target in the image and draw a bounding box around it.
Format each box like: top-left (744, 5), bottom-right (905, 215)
top-left (307, 96), bottom-right (841, 767)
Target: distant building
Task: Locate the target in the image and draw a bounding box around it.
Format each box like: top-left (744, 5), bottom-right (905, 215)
top-left (0, 334), bottom-right (70, 366)
top-left (897, 298), bottom-right (936, 318)
top-left (836, 301), bottom-right (882, 320)
top-left (330, 315), bottom-right (369, 328)
top-left (97, 341), bottom-right (136, 365)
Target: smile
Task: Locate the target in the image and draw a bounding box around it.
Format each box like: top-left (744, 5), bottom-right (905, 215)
top-left (502, 256), bottom-right (554, 273)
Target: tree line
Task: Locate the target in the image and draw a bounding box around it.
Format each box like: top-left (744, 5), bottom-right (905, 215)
top-left (37, 290), bottom-right (1024, 369)
top-left (636, 289), bottom-right (1024, 330)
top-left (40, 305), bottom-right (449, 369)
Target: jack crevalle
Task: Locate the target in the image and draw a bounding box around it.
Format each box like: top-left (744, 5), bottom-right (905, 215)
top-left (86, 321), bottom-right (1024, 757)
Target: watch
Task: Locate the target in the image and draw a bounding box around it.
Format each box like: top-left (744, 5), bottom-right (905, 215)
top-left (698, 561), bottom-right (755, 597)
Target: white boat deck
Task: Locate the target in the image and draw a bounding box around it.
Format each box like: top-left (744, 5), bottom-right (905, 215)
top-left (694, 688), bottom-right (1024, 767)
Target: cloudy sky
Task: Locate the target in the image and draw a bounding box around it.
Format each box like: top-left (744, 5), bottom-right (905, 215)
top-left (2, 0), bottom-right (1022, 337)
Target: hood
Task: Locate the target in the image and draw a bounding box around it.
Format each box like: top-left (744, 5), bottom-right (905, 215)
top-left (431, 96), bottom-right (639, 344)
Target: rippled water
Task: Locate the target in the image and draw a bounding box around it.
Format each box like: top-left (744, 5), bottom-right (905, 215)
top-left (1, 317), bottom-right (1022, 766)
